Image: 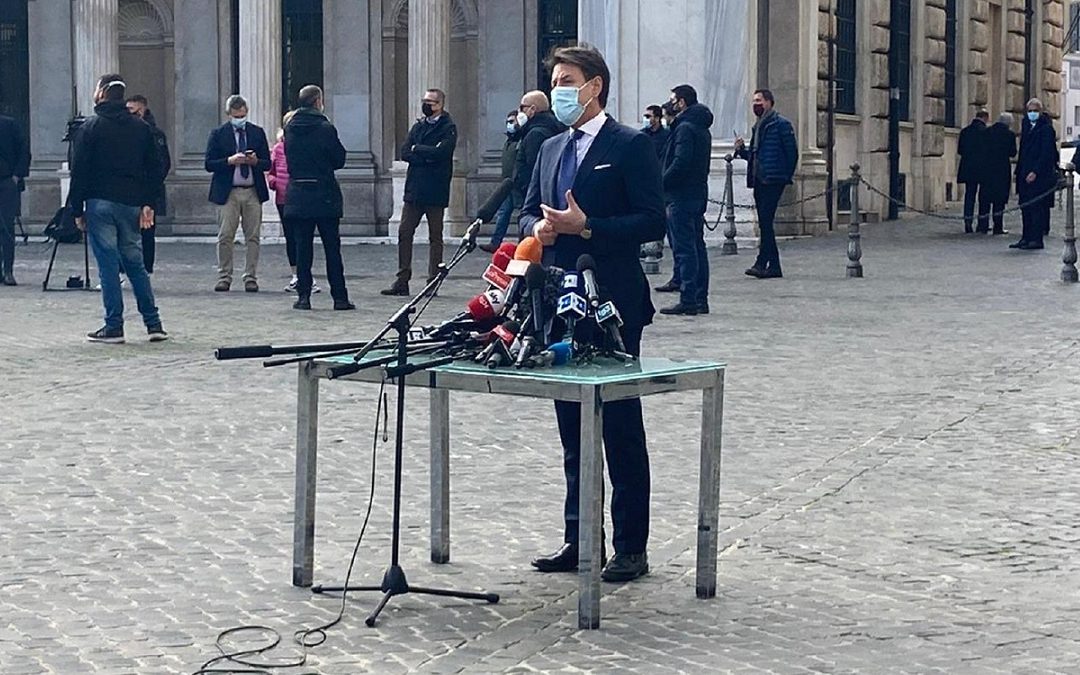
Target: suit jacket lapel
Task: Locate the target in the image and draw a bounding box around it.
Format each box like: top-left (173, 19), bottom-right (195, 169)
top-left (573, 118), bottom-right (616, 192)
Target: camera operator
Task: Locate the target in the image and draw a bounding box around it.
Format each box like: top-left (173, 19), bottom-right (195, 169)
top-left (68, 74), bottom-right (167, 343)
top-left (0, 111), bottom-right (30, 286)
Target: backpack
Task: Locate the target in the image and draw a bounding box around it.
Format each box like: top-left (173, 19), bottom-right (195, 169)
top-left (44, 206), bottom-right (81, 244)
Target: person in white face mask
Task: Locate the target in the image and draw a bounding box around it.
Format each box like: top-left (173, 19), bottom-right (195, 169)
top-left (478, 110), bottom-right (523, 253)
top-left (512, 90), bottom-right (565, 222)
top-left (1012, 98), bottom-right (1057, 250)
top-left (641, 105), bottom-right (669, 160)
top-left (518, 45), bottom-right (665, 585)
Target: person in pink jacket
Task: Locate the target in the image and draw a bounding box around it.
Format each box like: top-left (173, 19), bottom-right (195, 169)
top-left (268, 111), bottom-right (319, 293)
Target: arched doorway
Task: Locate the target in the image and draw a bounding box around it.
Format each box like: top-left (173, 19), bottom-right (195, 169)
top-left (118, 0), bottom-right (175, 158)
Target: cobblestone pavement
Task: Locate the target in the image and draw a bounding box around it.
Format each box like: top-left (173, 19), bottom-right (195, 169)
top-left (2, 208), bottom-right (1080, 674)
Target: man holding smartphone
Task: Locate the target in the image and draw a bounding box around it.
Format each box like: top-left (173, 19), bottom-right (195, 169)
top-left (204, 94), bottom-right (271, 293)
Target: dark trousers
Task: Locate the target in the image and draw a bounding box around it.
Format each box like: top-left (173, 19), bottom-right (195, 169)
top-left (1020, 201), bottom-right (1050, 246)
top-left (0, 178), bottom-right (16, 276)
top-left (396, 202), bottom-right (445, 284)
top-left (118, 225), bottom-right (156, 275)
top-left (295, 217), bottom-right (349, 301)
top-left (553, 326), bottom-right (649, 554)
top-left (276, 204), bottom-right (299, 268)
top-left (753, 183), bottom-right (785, 272)
top-left (667, 199), bottom-right (709, 306)
top-left (977, 189), bottom-right (1006, 233)
top-left (962, 182), bottom-right (980, 230)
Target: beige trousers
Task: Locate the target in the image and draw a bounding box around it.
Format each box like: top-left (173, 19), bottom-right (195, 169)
top-left (217, 187), bottom-right (262, 283)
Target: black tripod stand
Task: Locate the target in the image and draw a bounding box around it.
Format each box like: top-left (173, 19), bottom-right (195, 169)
top-left (312, 219), bottom-right (499, 627)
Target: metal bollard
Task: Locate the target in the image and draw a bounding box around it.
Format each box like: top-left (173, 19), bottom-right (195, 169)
top-left (722, 154), bottom-right (738, 255)
top-left (847, 163), bottom-right (864, 278)
top-left (1063, 164), bottom-right (1077, 283)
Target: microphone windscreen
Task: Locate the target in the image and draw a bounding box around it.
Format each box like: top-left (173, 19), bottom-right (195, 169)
top-left (515, 236), bottom-right (544, 264)
top-left (576, 253), bottom-right (596, 273)
top-left (548, 341), bottom-right (573, 366)
top-left (524, 262), bottom-right (546, 290)
top-left (466, 289), bottom-right (504, 321)
top-left (496, 242), bottom-right (517, 258)
top-left (492, 249), bottom-right (513, 271)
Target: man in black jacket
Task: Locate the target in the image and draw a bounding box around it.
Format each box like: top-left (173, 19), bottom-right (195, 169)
top-left (0, 113), bottom-right (30, 286)
top-left (68, 74), bottom-right (166, 343)
top-left (979, 113), bottom-right (1017, 236)
top-left (658, 85), bottom-right (713, 316)
top-left (642, 105), bottom-right (670, 159)
top-left (382, 88), bottom-right (457, 296)
top-left (520, 46), bottom-right (665, 583)
top-left (204, 94), bottom-right (272, 293)
top-left (284, 85), bottom-right (354, 311)
top-left (126, 95), bottom-right (171, 274)
top-left (957, 110), bottom-right (989, 233)
top-left (1012, 99), bottom-right (1058, 250)
top-left (513, 90), bottom-right (566, 212)
top-left (479, 110), bottom-right (521, 253)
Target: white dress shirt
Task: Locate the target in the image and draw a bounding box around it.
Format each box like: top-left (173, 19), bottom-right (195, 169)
top-left (572, 110), bottom-right (608, 167)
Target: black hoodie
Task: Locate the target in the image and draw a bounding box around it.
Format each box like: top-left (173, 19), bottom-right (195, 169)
top-left (67, 100), bottom-right (161, 217)
top-left (513, 110), bottom-right (566, 204)
top-left (662, 102), bottom-right (714, 203)
top-left (283, 106), bottom-right (347, 220)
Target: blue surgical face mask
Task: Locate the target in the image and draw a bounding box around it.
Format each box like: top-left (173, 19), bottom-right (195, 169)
top-left (551, 81), bottom-right (594, 127)
top-left (230, 116), bottom-right (247, 129)
top-left (506, 122), bottom-right (517, 134)
top-left (1027, 111), bottom-right (1039, 123)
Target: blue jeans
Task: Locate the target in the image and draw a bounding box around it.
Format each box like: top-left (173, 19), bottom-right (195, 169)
top-left (86, 199), bottom-right (161, 331)
top-left (488, 196), bottom-right (513, 246)
top-left (667, 200), bottom-right (709, 306)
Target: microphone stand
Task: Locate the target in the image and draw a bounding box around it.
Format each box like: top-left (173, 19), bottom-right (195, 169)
top-left (312, 215), bottom-right (500, 627)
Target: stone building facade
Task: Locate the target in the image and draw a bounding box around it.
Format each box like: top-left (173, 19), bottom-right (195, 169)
top-left (1, 0), bottom-right (1065, 237)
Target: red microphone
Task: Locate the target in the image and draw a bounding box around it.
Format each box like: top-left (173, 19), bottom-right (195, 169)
top-left (425, 289), bottom-right (506, 337)
top-left (484, 242), bottom-right (517, 291)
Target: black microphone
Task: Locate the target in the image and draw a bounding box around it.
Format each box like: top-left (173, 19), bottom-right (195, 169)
top-left (595, 300), bottom-right (627, 354)
top-left (576, 254), bottom-right (600, 309)
top-left (462, 178), bottom-right (515, 247)
top-left (525, 263), bottom-right (547, 339)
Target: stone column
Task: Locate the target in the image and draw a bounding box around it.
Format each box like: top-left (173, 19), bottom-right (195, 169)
top-left (73, 0), bottom-right (119, 116)
top-left (578, 0), bottom-right (621, 121)
top-left (239, 0), bottom-right (282, 231)
top-left (238, 0), bottom-right (282, 131)
top-left (409, 0), bottom-right (451, 113)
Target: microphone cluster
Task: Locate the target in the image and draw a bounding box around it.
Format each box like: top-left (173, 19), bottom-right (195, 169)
top-left (416, 237), bottom-right (634, 370)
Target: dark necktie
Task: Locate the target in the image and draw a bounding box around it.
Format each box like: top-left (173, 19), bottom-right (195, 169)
top-left (555, 129), bottom-right (585, 209)
top-left (237, 128), bottom-right (250, 179)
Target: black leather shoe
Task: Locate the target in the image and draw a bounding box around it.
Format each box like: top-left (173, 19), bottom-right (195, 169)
top-left (1008, 240), bottom-right (1026, 249)
top-left (653, 280), bottom-right (679, 293)
top-left (380, 283), bottom-right (410, 296)
top-left (757, 268), bottom-right (783, 279)
top-left (2, 273), bottom-right (16, 286)
top-left (333, 300), bottom-right (356, 311)
top-left (964, 225), bottom-right (974, 234)
top-left (660, 302), bottom-right (698, 316)
top-left (745, 266), bottom-right (765, 278)
top-left (1019, 241), bottom-right (1044, 250)
top-left (992, 228), bottom-right (1009, 236)
top-left (530, 543), bottom-right (607, 573)
top-left (478, 243), bottom-right (498, 254)
top-left (697, 303), bottom-right (710, 315)
top-left (601, 552), bottom-right (649, 582)
top-left (293, 296), bottom-right (311, 310)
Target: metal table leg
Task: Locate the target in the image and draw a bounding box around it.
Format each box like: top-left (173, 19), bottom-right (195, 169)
top-left (696, 370), bottom-right (724, 598)
top-left (293, 361), bottom-right (320, 587)
top-left (578, 385), bottom-right (604, 629)
top-left (430, 388), bottom-right (451, 563)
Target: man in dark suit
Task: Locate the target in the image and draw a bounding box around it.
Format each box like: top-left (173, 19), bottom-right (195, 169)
top-left (0, 112), bottom-right (30, 286)
top-left (382, 88), bottom-right (457, 296)
top-left (284, 85), bottom-right (354, 311)
top-left (1012, 98), bottom-right (1058, 251)
top-left (957, 110), bottom-right (989, 233)
top-left (519, 45), bottom-right (665, 583)
top-left (204, 94), bottom-right (271, 292)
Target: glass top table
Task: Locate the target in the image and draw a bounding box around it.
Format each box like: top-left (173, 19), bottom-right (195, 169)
top-left (294, 353), bottom-right (726, 628)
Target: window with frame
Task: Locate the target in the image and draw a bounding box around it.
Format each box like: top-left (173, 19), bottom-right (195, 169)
top-left (0, 1), bottom-right (29, 141)
top-left (537, 0), bottom-right (577, 92)
top-left (891, 0), bottom-right (912, 122)
top-left (944, 0), bottom-right (957, 127)
top-left (1070, 2), bottom-right (1080, 53)
top-left (835, 0), bottom-right (856, 115)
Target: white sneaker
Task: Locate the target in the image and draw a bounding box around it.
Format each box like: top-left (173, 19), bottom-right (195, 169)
top-left (284, 276), bottom-right (298, 293)
top-left (94, 276), bottom-right (127, 291)
top-left (312, 280), bottom-right (322, 294)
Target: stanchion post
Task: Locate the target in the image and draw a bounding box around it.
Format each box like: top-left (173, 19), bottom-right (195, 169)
top-left (1063, 163), bottom-right (1077, 283)
top-left (847, 163), bottom-right (864, 278)
top-left (722, 154), bottom-right (738, 255)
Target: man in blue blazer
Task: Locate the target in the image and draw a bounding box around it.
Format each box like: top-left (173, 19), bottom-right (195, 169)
top-left (519, 45), bottom-right (666, 583)
top-left (205, 95), bottom-right (271, 292)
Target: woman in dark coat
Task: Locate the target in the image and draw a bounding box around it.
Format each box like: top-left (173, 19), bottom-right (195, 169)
top-left (978, 113), bottom-right (1017, 235)
top-left (1012, 100), bottom-right (1058, 250)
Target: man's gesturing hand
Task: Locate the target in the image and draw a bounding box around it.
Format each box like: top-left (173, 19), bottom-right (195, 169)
top-left (539, 190), bottom-right (587, 236)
